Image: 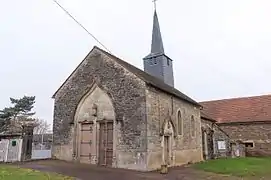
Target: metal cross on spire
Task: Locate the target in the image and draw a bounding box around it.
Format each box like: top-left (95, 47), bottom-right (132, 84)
top-left (153, 0), bottom-right (158, 10)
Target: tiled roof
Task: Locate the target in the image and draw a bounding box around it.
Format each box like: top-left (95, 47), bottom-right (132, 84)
top-left (201, 94), bottom-right (271, 123)
top-left (201, 111), bottom-right (216, 122)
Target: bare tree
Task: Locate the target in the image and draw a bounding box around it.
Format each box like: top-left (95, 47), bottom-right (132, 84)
top-left (33, 118), bottom-right (51, 134)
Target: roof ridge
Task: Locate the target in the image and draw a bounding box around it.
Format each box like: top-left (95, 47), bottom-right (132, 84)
top-left (201, 93), bottom-right (271, 103)
top-left (95, 46), bottom-right (201, 107)
top-left (53, 46), bottom-right (200, 107)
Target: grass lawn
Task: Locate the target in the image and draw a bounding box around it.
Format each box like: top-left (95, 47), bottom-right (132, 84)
top-left (193, 157), bottom-right (271, 178)
top-left (0, 165), bottom-right (73, 180)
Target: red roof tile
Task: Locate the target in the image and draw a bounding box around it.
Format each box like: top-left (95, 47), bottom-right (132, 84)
top-left (201, 111), bottom-right (216, 122)
top-left (200, 94), bottom-right (271, 123)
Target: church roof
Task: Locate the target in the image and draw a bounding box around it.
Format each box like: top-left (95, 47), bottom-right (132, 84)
top-left (97, 47), bottom-right (201, 107)
top-left (201, 94), bottom-right (271, 123)
top-left (52, 46), bottom-right (201, 107)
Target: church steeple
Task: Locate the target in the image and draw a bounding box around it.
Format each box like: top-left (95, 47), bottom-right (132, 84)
top-left (143, 8), bottom-right (175, 87)
top-left (151, 10), bottom-right (164, 54)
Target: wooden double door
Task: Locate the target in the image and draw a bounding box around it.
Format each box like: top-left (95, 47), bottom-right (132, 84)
top-left (80, 123), bottom-right (94, 164)
top-left (164, 136), bottom-right (170, 165)
top-left (98, 122), bottom-right (113, 166)
top-left (80, 121), bottom-right (113, 166)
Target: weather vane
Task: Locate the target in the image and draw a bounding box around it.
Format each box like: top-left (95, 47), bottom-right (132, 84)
top-left (153, 0), bottom-right (158, 10)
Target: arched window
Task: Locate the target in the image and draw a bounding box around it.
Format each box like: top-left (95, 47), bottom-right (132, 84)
top-left (191, 115), bottom-right (196, 137)
top-left (177, 110), bottom-right (182, 135)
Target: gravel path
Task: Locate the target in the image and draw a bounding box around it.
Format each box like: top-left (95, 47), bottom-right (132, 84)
top-left (18, 160), bottom-right (242, 180)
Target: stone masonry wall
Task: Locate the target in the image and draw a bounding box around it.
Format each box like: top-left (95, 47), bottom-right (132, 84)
top-left (213, 124), bottom-right (231, 158)
top-left (146, 86), bottom-right (202, 170)
top-left (201, 119), bottom-right (230, 160)
top-left (220, 123), bottom-right (271, 156)
top-left (53, 47), bottom-right (148, 170)
top-left (200, 119), bottom-right (213, 160)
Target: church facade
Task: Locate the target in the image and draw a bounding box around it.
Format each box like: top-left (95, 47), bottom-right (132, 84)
top-left (52, 10), bottom-right (203, 171)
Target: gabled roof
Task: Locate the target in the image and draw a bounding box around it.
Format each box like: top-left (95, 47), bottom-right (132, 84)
top-left (201, 111), bottom-right (216, 122)
top-left (52, 46), bottom-right (201, 107)
top-left (201, 94), bottom-right (271, 123)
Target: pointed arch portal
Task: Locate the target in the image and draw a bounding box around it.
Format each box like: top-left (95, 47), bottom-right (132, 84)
top-left (161, 114), bottom-right (176, 166)
top-left (73, 84), bottom-right (116, 167)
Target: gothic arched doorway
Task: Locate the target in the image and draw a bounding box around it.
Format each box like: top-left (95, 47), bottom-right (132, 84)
top-left (73, 84), bottom-right (116, 167)
top-left (161, 114), bottom-right (176, 166)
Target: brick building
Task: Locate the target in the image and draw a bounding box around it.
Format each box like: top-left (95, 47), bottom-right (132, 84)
top-left (201, 94), bottom-right (271, 156)
top-left (52, 10), bottom-right (204, 171)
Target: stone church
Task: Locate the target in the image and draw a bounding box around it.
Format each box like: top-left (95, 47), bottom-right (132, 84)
top-left (52, 10), bottom-right (203, 171)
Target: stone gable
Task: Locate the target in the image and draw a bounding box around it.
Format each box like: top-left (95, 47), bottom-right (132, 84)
top-left (53, 48), bottom-right (148, 166)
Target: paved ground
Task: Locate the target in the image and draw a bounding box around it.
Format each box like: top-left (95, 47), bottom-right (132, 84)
top-left (17, 160), bottom-right (240, 180)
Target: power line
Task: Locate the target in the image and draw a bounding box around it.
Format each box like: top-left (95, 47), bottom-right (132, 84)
top-left (52, 0), bottom-right (112, 53)
top-left (51, 0), bottom-right (261, 95)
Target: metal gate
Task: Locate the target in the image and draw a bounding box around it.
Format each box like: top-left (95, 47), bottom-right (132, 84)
top-left (99, 122), bottom-right (113, 166)
top-left (31, 134), bottom-right (52, 160)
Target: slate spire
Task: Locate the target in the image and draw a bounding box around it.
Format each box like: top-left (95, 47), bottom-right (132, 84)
top-left (143, 8), bottom-right (175, 87)
top-left (151, 10), bottom-right (164, 54)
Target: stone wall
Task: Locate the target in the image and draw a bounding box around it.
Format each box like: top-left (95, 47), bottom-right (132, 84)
top-left (220, 122), bottom-right (271, 156)
top-left (146, 86), bottom-right (202, 170)
top-left (53, 48), bottom-right (148, 170)
top-left (201, 119), bottom-right (230, 160)
top-left (213, 124), bottom-right (231, 158)
top-left (201, 119), bottom-right (213, 160)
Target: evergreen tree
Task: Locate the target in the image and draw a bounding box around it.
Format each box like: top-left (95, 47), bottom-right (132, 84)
top-left (0, 96), bottom-right (36, 133)
top-left (10, 96), bottom-right (36, 117)
top-left (0, 107), bottom-right (15, 132)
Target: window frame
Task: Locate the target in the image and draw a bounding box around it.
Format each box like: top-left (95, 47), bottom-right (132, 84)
top-left (217, 140), bottom-right (226, 150)
top-left (176, 109), bottom-right (183, 136)
top-left (244, 141), bottom-right (254, 148)
top-left (149, 58), bottom-right (153, 65)
top-left (11, 140), bottom-right (17, 147)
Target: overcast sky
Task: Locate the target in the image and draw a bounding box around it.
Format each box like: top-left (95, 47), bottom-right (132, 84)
top-left (1, 0), bottom-right (271, 127)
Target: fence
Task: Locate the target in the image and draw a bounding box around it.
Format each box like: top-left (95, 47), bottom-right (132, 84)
top-left (31, 134), bottom-right (52, 160)
top-left (0, 138), bottom-right (22, 162)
